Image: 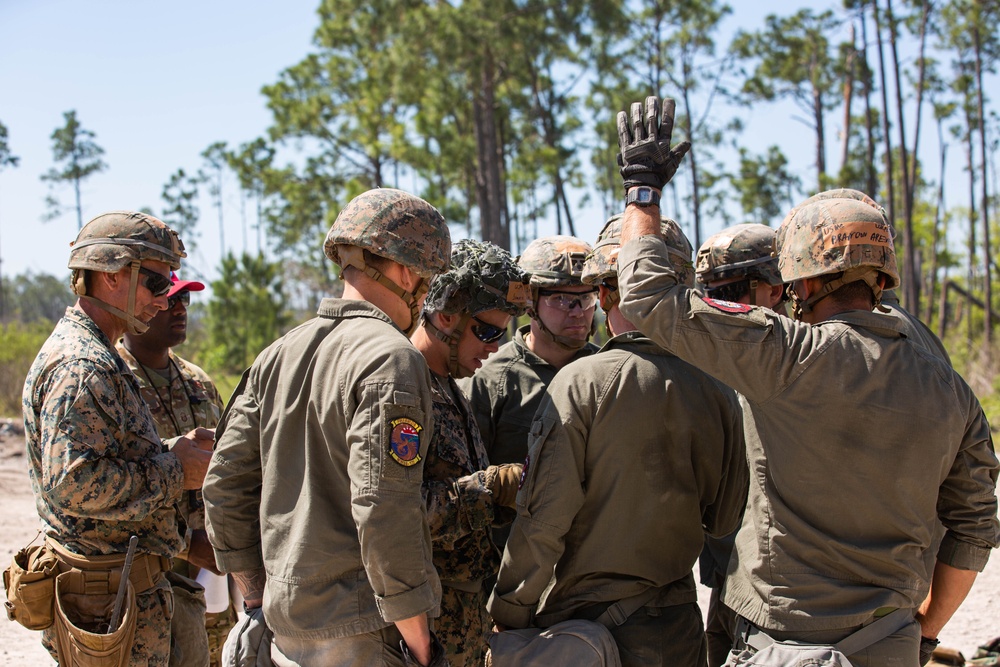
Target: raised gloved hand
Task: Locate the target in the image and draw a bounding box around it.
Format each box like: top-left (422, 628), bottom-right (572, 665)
top-left (919, 636), bottom-right (940, 667)
top-left (485, 463), bottom-right (523, 509)
top-left (221, 605), bottom-right (272, 667)
top-left (616, 96), bottom-right (691, 191)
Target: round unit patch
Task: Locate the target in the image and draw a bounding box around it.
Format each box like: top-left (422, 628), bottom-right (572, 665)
top-left (388, 417), bottom-right (423, 466)
top-left (701, 297), bottom-right (753, 314)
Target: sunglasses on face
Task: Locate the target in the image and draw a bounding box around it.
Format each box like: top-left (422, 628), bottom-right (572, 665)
top-left (138, 267), bottom-right (173, 297)
top-left (167, 290), bottom-right (191, 309)
top-left (470, 315), bottom-right (506, 343)
top-left (538, 289), bottom-right (599, 312)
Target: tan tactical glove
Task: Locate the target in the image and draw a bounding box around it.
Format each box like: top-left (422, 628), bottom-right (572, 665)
top-left (485, 463), bottom-right (523, 509)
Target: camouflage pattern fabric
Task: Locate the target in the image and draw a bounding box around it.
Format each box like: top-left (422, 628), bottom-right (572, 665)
top-left (115, 344), bottom-right (227, 667)
top-left (23, 307), bottom-right (186, 557)
top-left (115, 345), bottom-right (224, 531)
top-left (582, 214), bottom-right (693, 287)
top-left (518, 235), bottom-right (593, 287)
top-left (324, 188), bottom-right (451, 278)
top-left (422, 374), bottom-right (512, 667)
top-left (437, 586), bottom-right (491, 667)
top-left (69, 210), bottom-right (186, 273)
top-left (695, 223), bottom-right (781, 286)
top-left (23, 307), bottom-right (187, 666)
top-left (775, 192), bottom-right (899, 288)
top-left (423, 239), bottom-right (530, 317)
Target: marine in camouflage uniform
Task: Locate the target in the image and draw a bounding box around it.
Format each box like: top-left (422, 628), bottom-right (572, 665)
top-left (488, 215), bottom-right (747, 667)
top-left (411, 239), bottom-right (531, 667)
top-left (117, 273), bottom-right (227, 667)
top-left (22, 211), bottom-right (214, 666)
top-left (612, 97), bottom-right (997, 667)
top-left (694, 222), bottom-right (785, 667)
top-left (204, 189), bottom-right (451, 667)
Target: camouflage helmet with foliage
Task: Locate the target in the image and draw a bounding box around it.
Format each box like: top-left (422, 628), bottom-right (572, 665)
top-left (423, 239), bottom-right (531, 317)
top-left (582, 214), bottom-right (694, 287)
top-left (68, 211), bottom-right (186, 275)
top-left (518, 235), bottom-right (592, 287)
top-left (324, 188), bottom-right (451, 278)
top-left (695, 223), bottom-right (782, 287)
top-left (776, 189), bottom-right (899, 288)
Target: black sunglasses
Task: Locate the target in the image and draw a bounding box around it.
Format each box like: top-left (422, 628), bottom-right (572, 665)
top-left (470, 315), bottom-right (506, 343)
top-left (139, 267), bottom-right (173, 297)
top-left (167, 290), bottom-right (191, 309)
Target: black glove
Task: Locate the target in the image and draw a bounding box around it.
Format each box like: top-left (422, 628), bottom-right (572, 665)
top-left (485, 463), bottom-right (523, 509)
top-left (401, 633), bottom-right (449, 666)
top-left (919, 636), bottom-right (940, 667)
top-left (616, 96), bottom-right (691, 191)
top-left (222, 605), bottom-right (273, 667)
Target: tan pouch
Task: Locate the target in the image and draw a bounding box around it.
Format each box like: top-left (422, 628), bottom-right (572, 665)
top-left (53, 570), bottom-right (137, 667)
top-left (3, 541), bottom-right (59, 630)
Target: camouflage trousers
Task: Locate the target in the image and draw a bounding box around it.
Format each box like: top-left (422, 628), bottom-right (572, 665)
top-left (205, 608), bottom-right (237, 667)
top-left (438, 584), bottom-right (491, 667)
top-left (43, 577), bottom-right (173, 667)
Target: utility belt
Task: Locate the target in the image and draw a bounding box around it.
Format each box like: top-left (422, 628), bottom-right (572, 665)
top-left (46, 537), bottom-right (169, 596)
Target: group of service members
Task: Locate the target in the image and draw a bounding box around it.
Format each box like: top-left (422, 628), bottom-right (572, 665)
top-left (20, 94), bottom-right (998, 667)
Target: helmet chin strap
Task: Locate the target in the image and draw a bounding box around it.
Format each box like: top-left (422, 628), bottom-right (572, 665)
top-left (423, 313), bottom-right (470, 378)
top-left (790, 267), bottom-right (883, 321)
top-left (76, 262), bottom-right (151, 335)
top-left (338, 246), bottom-right (426, 335)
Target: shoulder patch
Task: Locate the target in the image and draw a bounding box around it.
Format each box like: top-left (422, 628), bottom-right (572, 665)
top-left (388, 417), bottom-right (423, 466)
top-left (701, 297), bottom-right (753, 314)
top-left (519, 454), bottom-right (530, 489)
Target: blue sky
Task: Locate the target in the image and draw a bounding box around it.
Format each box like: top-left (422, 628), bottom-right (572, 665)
top-left (0, 1), bottom-right (317, 280)
top-left (0, 1), bottom-right (987, 285)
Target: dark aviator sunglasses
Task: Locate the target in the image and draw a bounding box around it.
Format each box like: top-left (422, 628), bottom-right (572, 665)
top-left (470, 315), bottom-right (506, 343)
top-left (138, 267), bottom-right (173, 297)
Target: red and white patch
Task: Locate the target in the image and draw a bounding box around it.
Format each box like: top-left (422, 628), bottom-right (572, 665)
top-left (701, 297), bottom-right (752, 314)
top-left (519, 455), bottom-right (530, 489)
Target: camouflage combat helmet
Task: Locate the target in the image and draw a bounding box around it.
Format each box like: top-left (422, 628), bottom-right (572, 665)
top-left (518, 235), bottom-right (597, 351)
top-left (324, 188), bottom-right (451, 333)
top-left (518, 235), bottom-right (592, 288)
top-left (423, 239), bottom-right (531, 377)
top-left (776, 189), bottom-right (899, 319)
top-left (69, 211), bottom-right (185, 274)
top-left (424, 239), bottom-right (531, 318)
top-left (68, 211), bottom-right (187, 336)
top-left (582, 214), bottom-right (694, 310)
top-left (695, 224), bottom-right (781, 286)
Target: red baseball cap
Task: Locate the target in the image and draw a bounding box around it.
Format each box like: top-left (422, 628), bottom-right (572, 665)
top-left (167, 271), bottom-right (206, 298)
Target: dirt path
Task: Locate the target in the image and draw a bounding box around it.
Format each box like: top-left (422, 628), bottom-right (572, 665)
top-left (1, 431), bottom-right (997, 663)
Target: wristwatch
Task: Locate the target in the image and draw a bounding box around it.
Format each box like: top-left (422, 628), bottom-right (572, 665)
top-left (625, 186), bottom-right (660, 208)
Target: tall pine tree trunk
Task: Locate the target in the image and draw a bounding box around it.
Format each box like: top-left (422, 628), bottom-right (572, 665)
top-left (973, 19), bottom-right (992, 343)
top-left (473, 50), bottom-right (508, 250)
top-left (886, 0), bottom-right (917, 311)
top-left (840, 24), bottom-right (856, 176)
top-left (872, 1), bottom-right (896, 270)
top-left (860, 15), bottom-right (878, 197)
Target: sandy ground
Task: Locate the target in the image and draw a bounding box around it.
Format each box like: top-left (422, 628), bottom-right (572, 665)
top-left (0, 429), bottom-right (997, 664)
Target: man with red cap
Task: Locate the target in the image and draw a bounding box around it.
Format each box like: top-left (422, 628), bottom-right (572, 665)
top-left (118, 273), bottom-right (228, 667)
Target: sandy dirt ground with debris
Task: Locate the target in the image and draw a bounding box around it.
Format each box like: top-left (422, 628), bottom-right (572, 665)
top-left (0, 426), bottom-right (997, 664)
